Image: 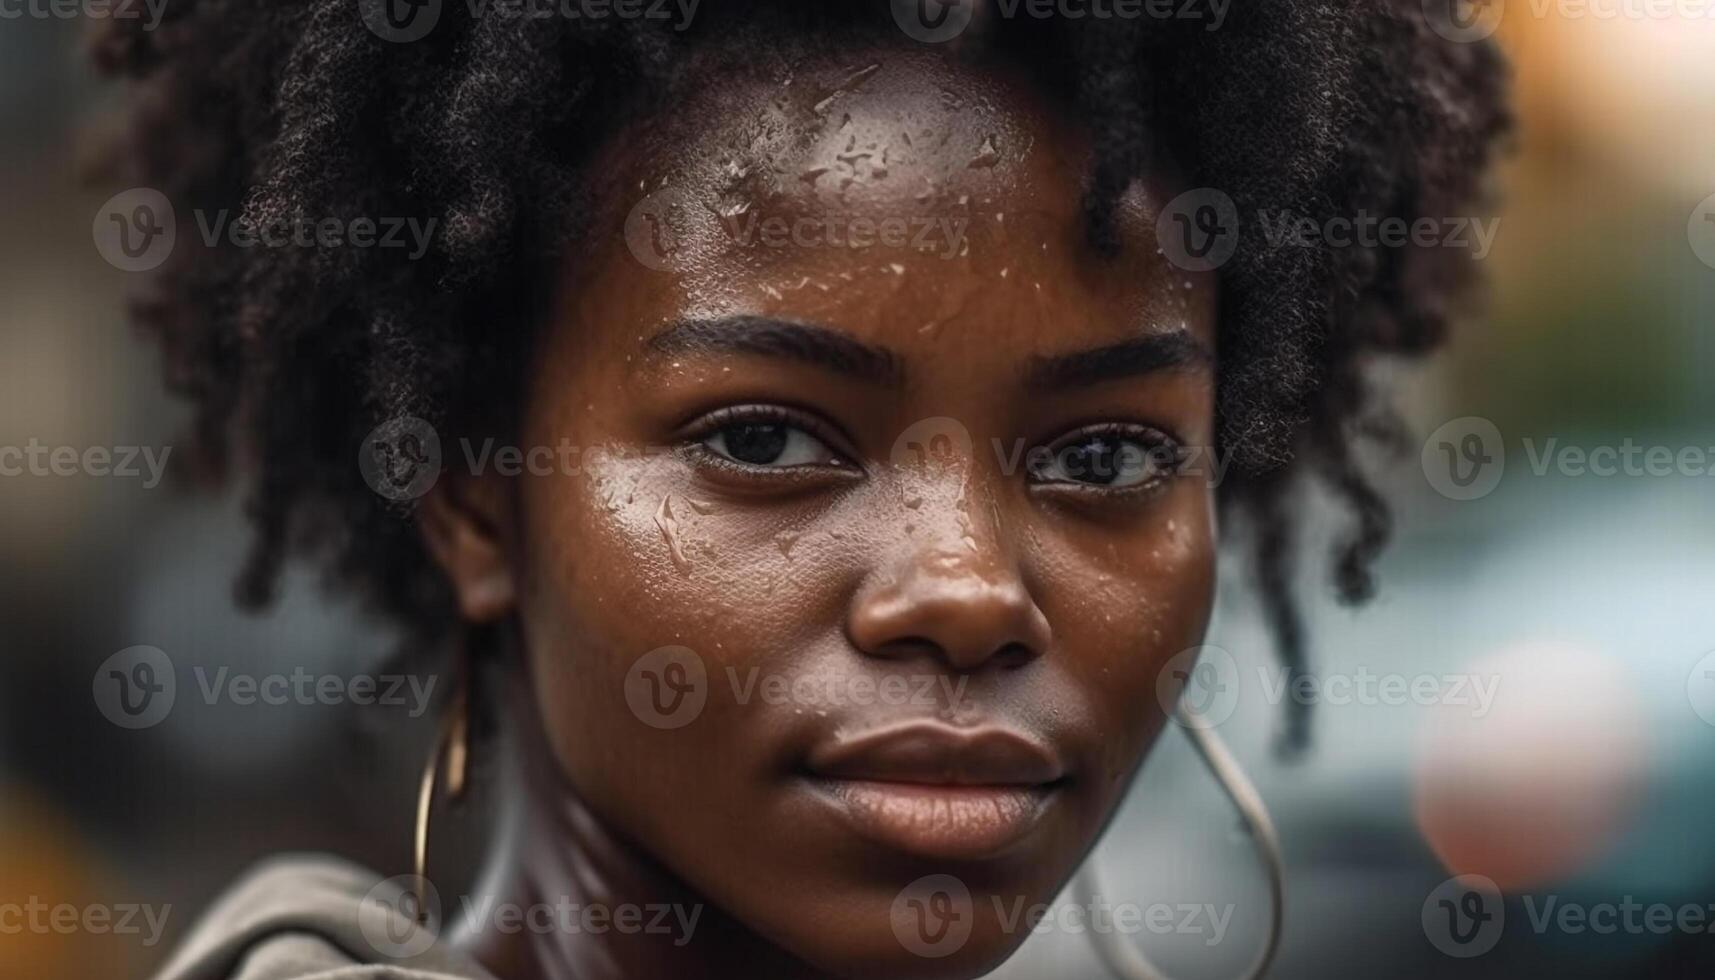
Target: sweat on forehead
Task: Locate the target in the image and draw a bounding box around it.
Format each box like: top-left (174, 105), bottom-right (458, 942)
top-left (603, 48), bottom-right (1097, 214)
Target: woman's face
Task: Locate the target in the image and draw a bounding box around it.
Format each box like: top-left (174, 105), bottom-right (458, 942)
top-left (463, 49), bottom-right (1216, 978)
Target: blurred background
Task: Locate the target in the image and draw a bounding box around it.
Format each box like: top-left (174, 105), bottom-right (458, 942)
top-left (1, 7), bottom-right (1712, 980)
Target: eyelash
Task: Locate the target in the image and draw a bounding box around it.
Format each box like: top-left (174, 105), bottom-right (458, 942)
top-left (680, 407), bottom-right (1185, 494)
top-left (680, 405), bottom-right (859, 479)
top-left (1028, 423), bottom-right (1186, 495)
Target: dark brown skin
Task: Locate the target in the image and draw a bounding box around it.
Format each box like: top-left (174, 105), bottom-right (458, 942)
top-left (420, 47), bottom-right (1218, 980)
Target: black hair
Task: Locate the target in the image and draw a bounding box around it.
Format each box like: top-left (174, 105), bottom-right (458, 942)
top-left (89, 0), bottom-right (1509, 751)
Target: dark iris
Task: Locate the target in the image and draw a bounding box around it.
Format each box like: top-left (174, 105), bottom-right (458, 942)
top-left (1060, 436), bottom-right (1124, 485)
top-left (722, 423), bottom-right (789, 465)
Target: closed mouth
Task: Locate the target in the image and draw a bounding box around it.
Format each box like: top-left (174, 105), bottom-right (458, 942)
top-left (802, 721), bottom-right (1068, 860)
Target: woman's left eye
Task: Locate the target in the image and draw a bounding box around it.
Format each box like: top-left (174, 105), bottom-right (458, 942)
top-left (700, 418), bottom-right (843, 468)
top-left (1030, 429), bottom-right (1181, 489)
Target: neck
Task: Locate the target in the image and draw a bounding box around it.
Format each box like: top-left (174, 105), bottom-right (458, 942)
top-left (451, 667), bottom-right (825, 980)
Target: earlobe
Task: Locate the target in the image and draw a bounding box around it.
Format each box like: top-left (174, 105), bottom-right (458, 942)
top-left (417, 473), bottom-right (518, 623)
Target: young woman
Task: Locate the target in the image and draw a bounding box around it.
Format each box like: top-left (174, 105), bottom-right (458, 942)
top-left (95, 2), bottom-right (1507, 977)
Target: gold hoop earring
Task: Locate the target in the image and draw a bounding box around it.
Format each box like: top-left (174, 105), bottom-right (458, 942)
top-left (411, 662), bottom-right (470, 923)
top-left (1075, 701), bottom-right (1285, 980)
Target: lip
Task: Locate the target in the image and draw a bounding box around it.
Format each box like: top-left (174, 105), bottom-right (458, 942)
top-left (804, 722), bottom-right (1067, 860)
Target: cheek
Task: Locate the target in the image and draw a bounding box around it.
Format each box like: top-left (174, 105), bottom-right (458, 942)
top-left (1035, 481), bottom-right (1217, 780)
top-left (509, 442), bottom-right (848, 791)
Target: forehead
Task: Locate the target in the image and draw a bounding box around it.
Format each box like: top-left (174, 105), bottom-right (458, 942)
top-left (566, 47), bottom-right (1214, 365)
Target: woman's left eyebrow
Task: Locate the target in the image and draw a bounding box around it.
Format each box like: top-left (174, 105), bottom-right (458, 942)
top-left (1024, 330), bottom-right (1213, 391)
top-left (645, 315), bottom-right (903, 387)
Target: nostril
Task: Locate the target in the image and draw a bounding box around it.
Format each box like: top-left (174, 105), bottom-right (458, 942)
top-left (993, 641), bottom-right (1035, 670)
top-left (873, 636), bottom-right (941, 661)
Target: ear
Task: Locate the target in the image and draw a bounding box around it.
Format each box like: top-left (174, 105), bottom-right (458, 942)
top-left (417, 471), bottom-right (517, 623)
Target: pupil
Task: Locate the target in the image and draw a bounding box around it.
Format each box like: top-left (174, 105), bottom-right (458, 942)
top-left (1065, 438), bottom-right (1120, 485)
top-left (725, 423), bottom-right (789, 464)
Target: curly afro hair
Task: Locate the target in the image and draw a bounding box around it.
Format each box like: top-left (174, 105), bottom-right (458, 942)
top-left (89, 0), bottom-right (1508, 750)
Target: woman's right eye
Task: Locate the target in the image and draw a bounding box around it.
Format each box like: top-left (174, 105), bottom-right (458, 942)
top-left (692, 408), bottom-right (849, 470)
top-left (703, 423), bottom-right (833, 467)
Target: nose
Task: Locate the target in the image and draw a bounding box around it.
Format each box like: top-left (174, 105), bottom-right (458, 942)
top-left (847, 535), bottom-right (1052, 673)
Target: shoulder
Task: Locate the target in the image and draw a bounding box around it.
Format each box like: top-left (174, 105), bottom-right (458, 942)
top-left (150, 854), bottom-right (492, 980)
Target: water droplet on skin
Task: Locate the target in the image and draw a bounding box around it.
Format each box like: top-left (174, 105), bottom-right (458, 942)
top-left (686, 497), bottom-right (717, 515)
top-left (904, 495), bottom-right (923, 510)
top-left (888, 262), bottom-right (905, 275)
top-left (654, 495), bottom-right (691, 573)
top-left (998, 267), bottom-right (1009, 279)
top-left (962, 535), bottom-right (978, 551)
top-left (812, 63), bottom-right (881, 114)
top-left (969, 134), bottom-right (1000, 169)
top-left (775, 531), bottom-right (800, 558)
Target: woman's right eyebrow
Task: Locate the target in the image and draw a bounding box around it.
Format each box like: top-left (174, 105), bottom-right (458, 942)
top-left (1024, 330), bottom-right (1214, 391)
top-left (644, 315), bottom-right (904, 388)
